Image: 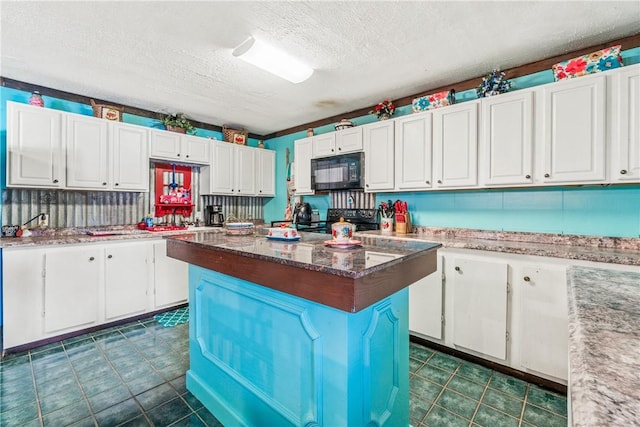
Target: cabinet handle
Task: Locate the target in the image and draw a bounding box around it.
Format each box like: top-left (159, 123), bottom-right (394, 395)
top-left (544, 173), bottom-right (550, 178)
top-left (102, 182), bottom-right (107, 186)
top-left (454, 266), bottom-right (461, 272)
top-left (186, 155), bottom-right (189, 158)
top-left (338, 147), bottom-right (342, 151)
top-left (331, 149), bottom-right (334, 152)
top-left (107, 254), bottom-right (113, 259)
top-left (620, 169), bottom-right (627, 175)
top-left (177, 153), bottom-right (181, 157)
top-left (89, 256), bottom-right (95, 261)
top-left (366, 184), bottom-right (369, 188)
top-left (523, 276), bottom-right (531, 282)
top-left (525, 174), bottom-right (531, 179)
top-left (53, 179), bottom-right (59, 183)
top-left (437, 180), bottom-right (442, 184)
top-left (115, 183), bottom-right (119, 186)
top-left (426, 180), bottom-right (430, 184)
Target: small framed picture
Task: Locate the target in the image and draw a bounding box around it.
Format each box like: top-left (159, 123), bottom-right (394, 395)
top-left (233, 133), bottom-right (247, 145)
top-left (101, 107), bottom-right (122, 121)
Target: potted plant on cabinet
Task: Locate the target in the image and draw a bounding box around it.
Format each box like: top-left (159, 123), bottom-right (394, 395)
top-left (161, 113), bottom-right (196, 135)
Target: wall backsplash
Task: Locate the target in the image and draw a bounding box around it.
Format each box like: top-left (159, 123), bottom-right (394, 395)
top-left (331, 191), bottom-right (376, 209)
top-left (2, 188), bottom-right (150, 228)
top-left (2, 164), bottom-right (266, 228)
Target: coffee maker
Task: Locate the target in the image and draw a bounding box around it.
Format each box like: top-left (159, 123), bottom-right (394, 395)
top-left (205, 205), bottom-right (224, 227)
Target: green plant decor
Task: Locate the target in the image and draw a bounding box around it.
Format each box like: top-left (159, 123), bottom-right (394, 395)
top-left (161, 113), bottom-right (197, 135)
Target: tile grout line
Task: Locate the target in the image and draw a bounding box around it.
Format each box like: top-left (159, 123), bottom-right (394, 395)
top-left (468, 372), bottom-right (493, 427)
top-left (519, 383), bottom-right (530, 426)
top-left (60, 338), bottom-right (99, 426)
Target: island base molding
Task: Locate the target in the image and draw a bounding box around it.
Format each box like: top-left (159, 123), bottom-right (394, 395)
top-left (186, 265), bottom-right (410, 427)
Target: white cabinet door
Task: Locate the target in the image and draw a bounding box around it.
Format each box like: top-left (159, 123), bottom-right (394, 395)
top-left (395, 112), bottom-right (433, 190)
top-left (2, 248), bottom-right (46, 349)
top-left (6, 102), bottom-right (64, 188)
top-left (206, 141), bottom-right (235, 194)
top-left (234, 145), bottom-right (257, 195)
top-left (335, 127), bottom-right (363, 154)
top-left (153, 240), bottom-right (188, 309)
top-left (518, 265), bottom-right (568, 380)
top-left (44, 246), bottom-right (101, 334)
top-left (433, 101), bottom-right (479, 188)
top-left (66, 114), bottom-right (109, 189)
top-left (182, 134), bottom-right (210, 164)
top-left (110, 122), bottom-right (149, 191)
top-left (481, 91), bottom-right (533, 186)
top-left (613, 64), bottom-right (640, 182)
top-left (450, 256), bottom-right (508, 360)
top-left (257, 148), bottom-right (276, 197)
top-left (312, 133), bottom-right (336, 158)
top-left (409, 255), bottom-right (443, 340)
top-left (541, 75), bottom-right (606, 183)
top-left (149, 130), bottom-right (182, 161)
top-left (104, 242), bottom-right (150, 320)
top-left (294, 137), bottom-right (314, 195)
top-left (364, 120), bottom-right (395, 192)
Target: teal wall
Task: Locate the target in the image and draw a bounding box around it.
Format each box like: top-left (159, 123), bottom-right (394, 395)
top-left (265, 47), bottom-right (640, 238)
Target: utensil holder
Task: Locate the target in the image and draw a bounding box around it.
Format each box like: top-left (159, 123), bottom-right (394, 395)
top-left (380, 217), bottom-right (393, 233)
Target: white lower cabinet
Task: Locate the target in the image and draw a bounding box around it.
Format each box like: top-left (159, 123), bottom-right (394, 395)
top-left (153, 240), bottom-right (189, 309)
top-left (449, 254), bottom-right (509, 360)
top-left (2, 238), bottom-right (188, 350)
top-left (104, 242), bottom-right (152, 321)
top-left (409, 255), bottom-right (443, 340)
top-left (409, 248), bottom-right (578, 384)
top-left (514, 264), bottom-right (568, 380)
top-left (44, 245), bottom-right (101, 333)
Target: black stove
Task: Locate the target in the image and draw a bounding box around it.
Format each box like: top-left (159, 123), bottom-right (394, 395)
top-left (326, 208), bottom-right (380, 232)
top-left (271, 208), bottom-right (380, 234)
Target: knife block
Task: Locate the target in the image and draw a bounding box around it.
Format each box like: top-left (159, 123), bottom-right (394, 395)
top-left (395, 213), bottom-right (411, 234)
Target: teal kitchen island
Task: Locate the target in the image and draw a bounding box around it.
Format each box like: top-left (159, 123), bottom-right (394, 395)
top-left (166, 232), bottom-right (440, 427)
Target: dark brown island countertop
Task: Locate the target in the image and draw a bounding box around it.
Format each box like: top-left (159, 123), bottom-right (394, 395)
top-left (166, 232), bottom-right (441, 313)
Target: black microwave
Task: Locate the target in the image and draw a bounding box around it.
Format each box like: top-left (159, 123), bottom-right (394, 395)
top-left (311, 152), bottom-right (364, 191)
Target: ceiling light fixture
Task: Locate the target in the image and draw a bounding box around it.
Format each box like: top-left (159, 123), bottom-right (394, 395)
top-left (232, 36), bottom-right (313, 84)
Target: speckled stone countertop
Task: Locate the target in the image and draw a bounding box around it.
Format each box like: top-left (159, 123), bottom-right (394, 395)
top-left (0, 225), bottom-right (225, 248)
top-left (566, 266), bottom-right (640, 426)
top-left (358, 227), bottom-right (640, 266)
top-left (166, 231), bottom-right (440, 278)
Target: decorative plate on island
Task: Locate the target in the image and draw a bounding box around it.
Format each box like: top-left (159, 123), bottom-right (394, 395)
top-left (324, 239), bottom-right (362, 249)
top-left (266, 235), bottom-right (301, 242)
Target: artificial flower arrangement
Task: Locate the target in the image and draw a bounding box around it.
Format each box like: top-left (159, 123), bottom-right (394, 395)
top-left (369, 100), bottom-right (396, 120)
top-left (476, 70), bottom-right (512, 98)
top-left (162, 113), bottom-right (197, 135)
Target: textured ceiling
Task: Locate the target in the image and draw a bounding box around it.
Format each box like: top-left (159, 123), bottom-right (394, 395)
top-left (1, 1), bottom-right (639, 135)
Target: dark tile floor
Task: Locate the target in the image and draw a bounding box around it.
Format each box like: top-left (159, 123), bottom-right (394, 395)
top-left (1, 313), bottom-right (567, 426)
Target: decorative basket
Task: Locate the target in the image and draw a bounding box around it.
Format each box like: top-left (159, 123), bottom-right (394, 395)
top-left (90, 99), bottom-right (123, 121)
top-left (412, 89), bottom-right (455, 113)
top-left (552, 45), bottom-right (623, 81)
top-left (222, 125), bottom-right (248, 145)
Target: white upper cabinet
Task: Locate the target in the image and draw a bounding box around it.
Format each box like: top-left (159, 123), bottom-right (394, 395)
top-left (312, 133), bottom-right (337, 158)
top-left (480, 91), bottom-right (533, 186)
top-left (181, 134), bottom-right (211, 164)
top-left (234, 144), bottom-right (257, 196)
top-left (294, 137), bottom-right (315, 195)
top-left (612, 64), bottom-right (640, 182)
top-left (202, 140), bottom-right (234, 194)
top-left (110, 122), bottom-right (149, 191)
top-left (395, 111), bottom-right (433, 190)
top-left (364, 120), bottom-right (395, 192)
top-left (66, 114), bottom-right (109, 189)
top-left (539, 74), bottom-right (606, 184)
top-left (433, 101), bottom-right (479, 188)
top-left (201, 141), bottom-right (267, 196)
top-left (335, 126), bottom-right (363, 154)
top-left (7, 102), bottom-right (65, 188)
top-left (149, 130), bottom-right (210, 165)
top-left (66, 117), bottom-right (148, 191)
top-left (256, 148), bottom-right (276, 197)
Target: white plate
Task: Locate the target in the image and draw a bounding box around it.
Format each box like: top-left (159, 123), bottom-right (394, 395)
top-left (324, 239), bottom-right (362, 248)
